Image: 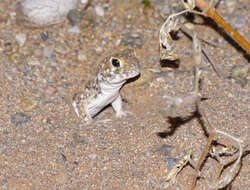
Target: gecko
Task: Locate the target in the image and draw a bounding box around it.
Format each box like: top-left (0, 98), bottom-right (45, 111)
top-left (72, 49), bottom-right (140, 122)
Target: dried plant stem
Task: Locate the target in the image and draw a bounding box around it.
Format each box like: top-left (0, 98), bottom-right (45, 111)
top-left (211, 129), bottom-right (243, 189)
top-left (190, 106), bottom-right (216, 190)
top-left (190, 105), bottom-right (243, 190)
top-left (191, 133), bottom-right (215, 190)
top-left (195, 0), bottom-right (250, 54)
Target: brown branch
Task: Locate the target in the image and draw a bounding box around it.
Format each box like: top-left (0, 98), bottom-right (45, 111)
top-left (195, 0), bottom-right (250, 54)
top-left (190, 106), bottom-right (216, 190)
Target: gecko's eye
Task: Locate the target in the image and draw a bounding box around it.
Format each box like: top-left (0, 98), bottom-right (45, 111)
top-left (111, 58), bottom-right (120, 67)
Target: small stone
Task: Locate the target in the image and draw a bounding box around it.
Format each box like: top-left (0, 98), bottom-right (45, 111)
top-left (184, 22), bottom-right (194, 30)
top-left (55, 172), bottom-right (68, 184)
top-left (95, 47), bottom-right (103, 54)
top-left (112, 0), bottom-right (137, 10)
top-left (81, 0), bottom-right (88, 4)
top-left (67, 25), bottom-right (80, 34)
top-left (67, 9), bottom-right (83, 26)
top-left (88, 154), bottom-right (97, 160)
top-left (45, 75), bottom-right (54, 84)
top-left (79, 0), bottom-right (88, 9)
top-left (73, 132), bottom-right (87, 144)
top-left (115, 39), bottom-right (121, 46)
top-left (122, 32), bottom-right (143, 48)
top-left (55, 43), bottom-right (70, 54)
top-left (20, 97), bottom-right (37, 111)
top-left (234, 15), bottom-right (246, 29)
top-left (77, 51), bottom-right (87, 62)
top-left (44, 85), bottom-right (57, 94)
top-left (34, 48), bottom-right (43, 57)
top-left (43, 47), bottom-right (54, 58)
top-left (165, 157), bottom-right (178, 169)
top-left (4, 41), bottom-right (19, 55)
top-left (17, 0), bottom-right (78, 27)
top-left (11, 112), bottom-right (31, 126)
top-left (95, 5), bottom-right (105, 17)
top-left (0, 7), bottom-right (8, 23)
top-left (27, 58), bottom-right (41, 66)
top-left (48, 59), bottom-right (58, 67)
top-left (15, 33), bottom-right (27, 47)
top-left (158, 144), bottom-right (173, 157)
top-left (230, 65), bottom-right (249, 87)
top-left (225, 0), bottom-right (237, 14)
top-left (41, 31), bottom-right (49, 41)
top-left (9, 52), bottom-right (25, 64)
top-left (161, 5), bottom-right (170, 16)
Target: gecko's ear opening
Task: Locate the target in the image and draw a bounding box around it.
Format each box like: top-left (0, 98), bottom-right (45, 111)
top-left (111, 57), bottom-right (120, 67)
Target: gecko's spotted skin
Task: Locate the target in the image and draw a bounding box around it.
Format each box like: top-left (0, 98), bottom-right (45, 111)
top-left (72, 49), bottom-right (140, 122)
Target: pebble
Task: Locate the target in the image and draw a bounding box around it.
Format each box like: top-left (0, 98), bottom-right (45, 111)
top-left (115, 39), bottom-right (121, 46)
top-left (17, 0), bottom-right (78, 27)
top-left (161, 4), bottom-right (170, 16)
top-left (234, 15), bottom-right (247, 29)
top-left (79, 0), bottom-right (88, 9)
top-left (165, 157), bottom-right (178, 169)
top-left (77, 51), bottom-right (87, 62)
top-left (0, 7), bottom-right (8, 23)
top-left (112, 0), bottom-right (136, 10)
top-left (9, 52), bottom-right (25, 64)
top-left (67, 9), bottom-right (83, 26)
top-left (81, 0), bottom-right (88, 4)
top-left (44, 85), bottom-right (57, 95)
top-left (88, 154), bottom-right (97, 160)
top-left (158, 144), bottom-right (173, 157)
top-left (225, 0), bottom-right (237, 14)
top-left (44, 75), bottom-right (54, 84)
top-left (27, 58), bottom-right (41, 66)
top-left (95, 5), bottom-right (105, 17)
top-left (48, 58), bottom-right (58, 67)
top-left (15, 33), bottom-right (27, 47)
top-left (55, 43), bottom-right (70, 55)
top-left (67, 25), bottom-right (80, 34)
top-left (43, 47), bottom-right (54, 58)
top-left (55, 172), bottom-right (68, 184)
top-left (20, 97), bottom-right (37, 111)
top-left (41, 31), bottom-right (49, 41)
top-left (33, 48), bottom-right (43, 57)
top-left (184, 22), bottom-right (194, 30)
top-left (11, 112), bottom-right (31, 126)
top-left (95, 47), bottom-right (103, 54)
top-left (122, 32), bottom-right (143, 48)
top-left (230, 65), bottom-right (249, 87)
top-left (4, 41), bottom-right (19, 55)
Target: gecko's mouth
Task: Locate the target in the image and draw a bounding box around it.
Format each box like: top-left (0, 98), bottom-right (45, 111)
top-left (126, 66), bottom-right (140, 77)
top-left (107, 66), bottom-right (140, 84)
top-left (121, 68), bottom-right (140, 80)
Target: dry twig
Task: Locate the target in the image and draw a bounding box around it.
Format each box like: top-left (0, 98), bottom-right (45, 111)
top-left (189, 35), bottom-right (243, 190)
top-left (159, 2), bottom-right (244, 189)
top-left (195, 0), bottom-right (250, 54)
top-left (160, 33), bottom-right (243, 190)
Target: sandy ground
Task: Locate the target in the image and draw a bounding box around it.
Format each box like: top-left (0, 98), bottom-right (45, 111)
top-left (0, 0), bottom-right (249, 189)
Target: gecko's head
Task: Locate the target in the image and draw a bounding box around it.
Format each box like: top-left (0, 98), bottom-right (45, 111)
top-left (98, 49), bottom-right (140, 85)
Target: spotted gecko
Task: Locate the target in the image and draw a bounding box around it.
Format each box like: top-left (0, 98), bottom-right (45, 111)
top-left (72, 49), bottom-right (140, 122)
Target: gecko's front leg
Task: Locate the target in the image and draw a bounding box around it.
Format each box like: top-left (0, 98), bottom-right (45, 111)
top-left (111, 95), bottom-right (128, 118)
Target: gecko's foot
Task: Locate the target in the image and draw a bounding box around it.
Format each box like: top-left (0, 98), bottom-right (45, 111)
top-left (96, 119), bottom-right (112, 124)
top-left (115, 110), bottom-right (132, 118)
